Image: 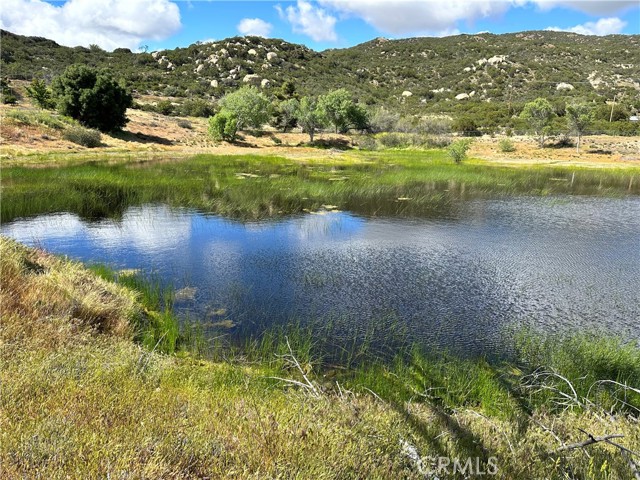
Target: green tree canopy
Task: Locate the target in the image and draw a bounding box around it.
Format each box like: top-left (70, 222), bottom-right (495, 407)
top-left (296, 97), bottom-right (326, 142)
top-left (520, 97), bottom-right (555, 147)
top-left (318, 88), bottom-right (354, 133)
top-left (219, 86), bottom-right (271, 130)
top-left (274, 98), bottom-right (300, 132)
top-left (51, 64), bottom-right (132, 132)
top-left (566, 102), bottom-right (594, 152)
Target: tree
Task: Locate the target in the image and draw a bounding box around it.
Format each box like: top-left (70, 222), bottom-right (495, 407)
top-left (520, 98), bottom-right (555, 147)
top-left (346, 103), bottom-right (370, 132)
top-left (208, 110), bottom-right (238, 142)
top-left (566, 102), bottom-right (594, 152)
top-left (276, 80), bottom-right (297, 101)
top-left (219, 86), bottom-right (271, 131)
top-left (25, 78), bottom-right (54, 109)
top-left (274, 98), bottom-right (299, 132)
top-left (52, 64), bottom-right (132, 132)
top-left (318, 88), bottom-right (353, 133)
top-left (296, 97), bottom-right (325, 143)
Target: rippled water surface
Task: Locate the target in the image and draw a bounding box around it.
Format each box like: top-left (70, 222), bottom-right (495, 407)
top-left (3, 196), bottom-right (639, 356)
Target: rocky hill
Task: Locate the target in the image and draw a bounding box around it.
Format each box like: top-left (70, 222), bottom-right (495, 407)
top-left (2, 29), bottom-right (639, 118)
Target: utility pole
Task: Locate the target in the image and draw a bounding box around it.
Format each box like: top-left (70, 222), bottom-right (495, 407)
top-left (609, 93), bottom-right (617, 123)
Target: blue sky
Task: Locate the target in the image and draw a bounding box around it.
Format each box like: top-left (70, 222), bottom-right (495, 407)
top-left (1, 1), bottom-right (638, 52)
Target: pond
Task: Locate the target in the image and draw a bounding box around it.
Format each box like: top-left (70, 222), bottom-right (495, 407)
top-left (3, 196), bottom-right (639, 358)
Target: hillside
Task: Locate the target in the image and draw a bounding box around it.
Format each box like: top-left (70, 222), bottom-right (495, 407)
top-left (2, 29), bottom-right (639, 121)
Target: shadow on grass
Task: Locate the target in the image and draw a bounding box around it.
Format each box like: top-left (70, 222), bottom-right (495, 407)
top-left (114, 130), bottom-right (173, 145)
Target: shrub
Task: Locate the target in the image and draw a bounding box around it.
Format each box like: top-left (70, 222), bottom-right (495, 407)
top-left (176, 119), bottom-right (192, 129)
top-left (1, 78), bottom-right (18, 104)
top-left (25, 78), bottom-right (54, 109)
top-left (452, 116), bottom-right (481, 137)
top-left (424, 135), bottom-right (452, 148)
top-left (377, 132), bottom-right (407, 148)
top-left (550, 134), bottom-right (575, 149)
top-left (155, 100), bottom-right (175, 116)
top-left (370, 108), bottom-right (400, 133)
top-left (208, 110), bottom-right (238, 142)
top-left (179, 98), bottom-right (215, 117)
top-left (498, 138), bottom-right (516, 152)
top-left (356, 135), bottom-right (378, 150)
top-left (63, 125), bottom-right (102, 147)
top-left (418, 116), bottom-right (452, 135)
top-left (447, 139), bottom-right (473, 163)
top-left (52, 64), bottom-right (133, 132)
top-left (2, 93), bottom-right (17, 105)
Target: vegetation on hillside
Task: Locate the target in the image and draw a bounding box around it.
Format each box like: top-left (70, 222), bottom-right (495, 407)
top-left (2, 29), bottom-right (639, 136)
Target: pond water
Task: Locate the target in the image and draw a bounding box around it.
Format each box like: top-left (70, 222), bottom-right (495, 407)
top-left (3, 196), bottom-right (639, 358)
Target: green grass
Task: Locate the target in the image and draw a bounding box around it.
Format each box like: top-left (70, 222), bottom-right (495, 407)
top-left (2, 151), bottom-right (639, 222)
top-left (2, 236), bottom-right (640, 479)
top-left (4, 108), bottom-right (74, 130)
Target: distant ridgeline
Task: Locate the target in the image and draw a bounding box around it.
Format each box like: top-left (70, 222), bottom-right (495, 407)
top-left (2, 29), bottom-right (639, 120)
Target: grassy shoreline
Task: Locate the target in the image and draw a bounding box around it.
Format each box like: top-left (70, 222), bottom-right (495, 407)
top-left (3, 150), bottom-right (639, 222)
top-left (1, 236), bottom-right (639, 478)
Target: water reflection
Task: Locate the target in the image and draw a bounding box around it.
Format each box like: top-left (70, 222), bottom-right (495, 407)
top-left (3, 197), bottom-right (639, 357)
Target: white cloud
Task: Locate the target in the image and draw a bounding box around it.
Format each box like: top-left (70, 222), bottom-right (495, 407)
top-left (546, 16), bottom-right (627, 35)
top-left (237, 18), bottom-right (273, 37)
top-left (319, 1), bottom-right (511, 36)
top-left (277, 0), bottom-right (338, 42)
top-left (0, 0), bottom-right (181, 51)
top-left (531, 1), bottom-right (637, 15)
top-left (315, 1), bottom-right (637, 37)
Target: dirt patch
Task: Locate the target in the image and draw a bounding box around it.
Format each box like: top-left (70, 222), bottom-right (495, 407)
top-left (470, 135), bottom-right (640, 167)
top-left (2, 100), bottom-right (638, 167)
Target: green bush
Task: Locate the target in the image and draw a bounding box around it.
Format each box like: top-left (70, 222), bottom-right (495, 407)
top-left (155, 100), bottom-right (175, 116)
top-left (447, 139), bottom-right (473, 163)
top-left (377, 132), bottom-right (407, 148)
top-left (178, 98), bottom-right (214, 117)
top-left (452, 116), bottom-right (481, 136)
top-left (25, 78), bottom-right (54, 109)
top-left (208, 110), bottom-right (238, 142)
top-left (1, 78), bottom-right (18, 104)
top-left (356, 135), bottom-right (378, 150)
top-left (52, 64), bottom-right (133, 132)
top-left (63, 125), bottom-right (102, 147)
top-left (498, 138), bottom-right (516, 152)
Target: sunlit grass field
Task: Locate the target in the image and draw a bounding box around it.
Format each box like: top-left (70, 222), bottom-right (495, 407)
top-left (2, 150), bottom-right (639, 222)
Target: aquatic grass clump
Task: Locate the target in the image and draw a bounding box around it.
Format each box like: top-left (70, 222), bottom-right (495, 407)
top-left (88, 263), bottom-right (186, 355)
top-left (2, 152), bottom-right (639, 222)
top-left (514, 330), bottom-right (640, 414)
